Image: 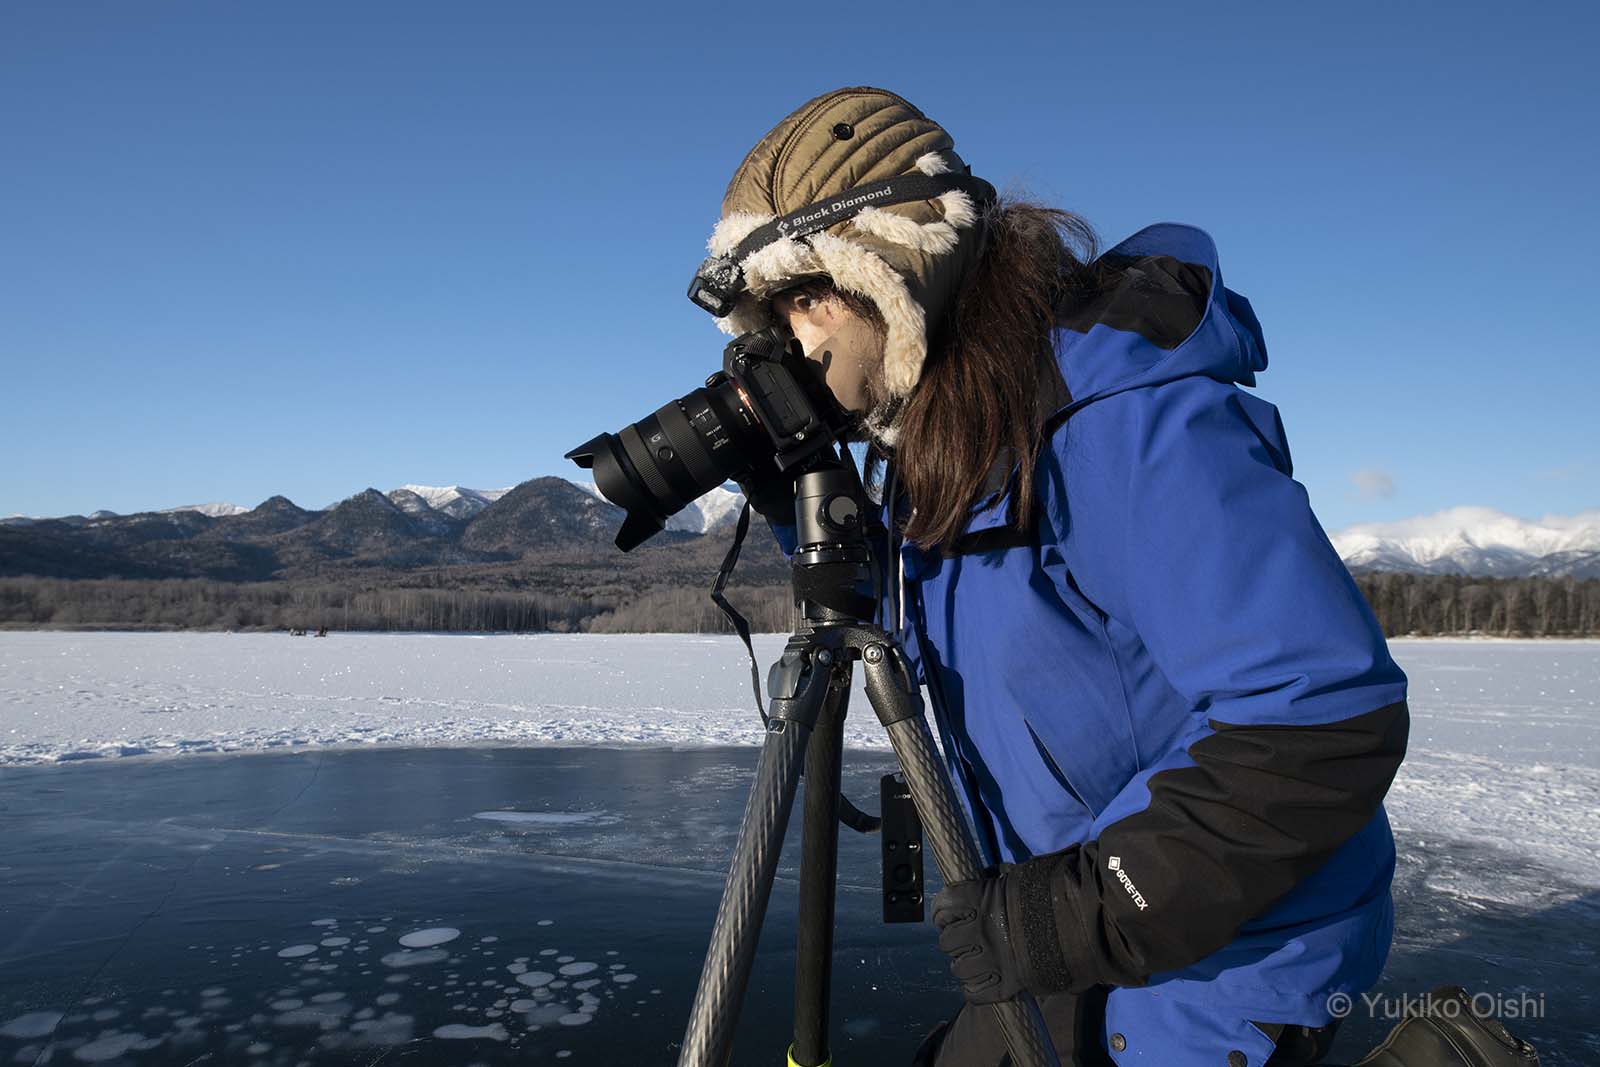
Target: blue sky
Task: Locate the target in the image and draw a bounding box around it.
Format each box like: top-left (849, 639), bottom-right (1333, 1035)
top-left (2, 1), bottom-right (1594, 532)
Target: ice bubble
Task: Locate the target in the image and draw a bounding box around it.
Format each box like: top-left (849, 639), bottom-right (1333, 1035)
top-left (398, 927), bottom-right (460, 949)
top-left (516, 972), bottom-right (556, 989)
top-left (558, 1012), bottom-right (592, 1027)
top-left (309, 992), bottom-right (347, 1004)
top-left (320, 937), bottom-right (351, 947)
top-left (91, 1009), bottom-right (120, 1022)
top-left (349, 1012), bottom-right (415, 1044)
top-left (613, 974), bottom-right (638, 984)
top-left (277, 945), bottom-right (318, 958)
top-left (380, 948), bottom-right (450, 968)
top-left (367, 926), bottom-right (388, 933)
top-left (73, 1032), bottom-right (154, 1062)
top-left (572, 980), bottom-right (601, 990)
top-left (0, 1012), bottom-right (63, 1039)
top-left (480, 936), bottom-right (499, 943)
top-left (270, 999), bottom-right (304, 1011)
top-left (246, 1042), bottom-right (272, 1054)
top-left (558, 962), bottom-right (597, 977)
top-left (311, 919), bottom-right (339, 927)
top-left (433, 1023), bottom-right (508, 1041)
top-left (375, 993), bottom-right (402, 1007)
top-left (536, 919), bottom-right (554, 927)
top-left (507, 963), bottom-right (527, 975)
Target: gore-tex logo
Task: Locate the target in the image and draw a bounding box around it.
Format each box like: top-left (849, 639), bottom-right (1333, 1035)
top-left (1108, 855), bottom-right (1148, 910)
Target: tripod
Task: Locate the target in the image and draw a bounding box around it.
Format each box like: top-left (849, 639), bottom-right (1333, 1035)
top-left (677, 459), bottom-right (1061, 1067)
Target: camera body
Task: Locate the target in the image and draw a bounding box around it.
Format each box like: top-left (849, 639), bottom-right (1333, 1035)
top-left (566, 327), bottom-right (846, 551)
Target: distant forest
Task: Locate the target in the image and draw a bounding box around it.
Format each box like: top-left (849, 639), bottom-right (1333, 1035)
top-left (0, 573), bottom-right (1595, 637)
top-left (0, 577), bottom-right (797, 635)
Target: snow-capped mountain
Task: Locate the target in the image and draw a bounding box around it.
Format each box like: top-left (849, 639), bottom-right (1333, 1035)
top-left (569, 481), bottom-right (746, 535)
top-left (161, 502), bottom-right (249, 518)
top-left (9, 481), bottom-right (1595, 579)
top-left (388, 485), bottom-right (512, 520)
top-left (1328, 507), bottom-right (1600, 578)
top-left (693, 486), bottom-right (747, 532)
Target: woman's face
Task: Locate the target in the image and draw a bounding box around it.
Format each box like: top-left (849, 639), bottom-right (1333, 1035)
top-left (769, 287), bottom-right (884, 414)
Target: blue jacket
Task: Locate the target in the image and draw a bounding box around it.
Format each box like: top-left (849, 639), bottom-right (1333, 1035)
top-left (782, 223), bottom-right (1410, 1066)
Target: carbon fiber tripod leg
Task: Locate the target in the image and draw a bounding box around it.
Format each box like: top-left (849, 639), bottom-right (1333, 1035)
top-left (677, 642), bottom-right (835, 1067)
top-left (792, 684), bottom-right (849, 1067)
top-left (861, 640), bottom-right (1063, 1067)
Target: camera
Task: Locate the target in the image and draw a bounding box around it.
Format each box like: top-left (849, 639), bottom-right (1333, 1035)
top-left (565, 327), bottom-right (846, 551)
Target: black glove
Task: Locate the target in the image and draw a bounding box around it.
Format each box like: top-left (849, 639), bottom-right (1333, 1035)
top-left (932, 852), bottom-right (1079, 1006)
top-left (932, 870), bottom-right (1029, 1005)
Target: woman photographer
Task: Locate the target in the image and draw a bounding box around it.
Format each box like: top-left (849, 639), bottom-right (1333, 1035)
top-left (697, 87), bottom-right (1537, 1067)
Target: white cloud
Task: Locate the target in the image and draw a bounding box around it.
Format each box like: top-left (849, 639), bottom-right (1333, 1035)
top-left (1533, 462), bottom-right (1590, 481)
top-left (1349, 467), bottom-right (1396, 500)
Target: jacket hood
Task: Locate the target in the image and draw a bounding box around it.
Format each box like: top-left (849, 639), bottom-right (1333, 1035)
top-left (949, 222), bottom-right (1270, 541)
top-left (1052, 222), bottom-right (1268, 415)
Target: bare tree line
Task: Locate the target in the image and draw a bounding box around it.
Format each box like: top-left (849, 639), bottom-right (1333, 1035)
top-left (586, 585), bottom-right (798, 634)
top-left (1, 573), bottom-right (1596, 637)
top-left (0, 578), bottom-right (603, 633)
top-left (1353, 573), bottom-right (1600, 637)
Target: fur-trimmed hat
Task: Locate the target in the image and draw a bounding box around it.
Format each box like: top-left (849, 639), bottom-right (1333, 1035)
top-left (703, 87), bottom-right (989, 445)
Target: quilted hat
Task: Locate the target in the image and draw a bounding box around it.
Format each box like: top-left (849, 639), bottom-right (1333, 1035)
top-left (700, 87), bottom-right (992, 444)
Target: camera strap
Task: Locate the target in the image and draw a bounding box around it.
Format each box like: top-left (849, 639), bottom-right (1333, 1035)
top-left (709, 500), bottom-right (767, 726)
top-left (709, 471), bottom-right (889, 838)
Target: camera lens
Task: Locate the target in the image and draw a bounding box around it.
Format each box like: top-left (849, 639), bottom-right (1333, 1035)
top-left (566, 377), bottom-right (762, 551)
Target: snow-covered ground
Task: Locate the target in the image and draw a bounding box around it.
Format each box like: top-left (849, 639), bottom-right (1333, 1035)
top-left (2, 633), bottom-right (1597, 888)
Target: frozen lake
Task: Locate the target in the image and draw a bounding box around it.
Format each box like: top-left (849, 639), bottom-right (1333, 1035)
top-left (1, 633), bottom-right (1596, 1063)
top-left (5, 632), bottom-right (1598, 888)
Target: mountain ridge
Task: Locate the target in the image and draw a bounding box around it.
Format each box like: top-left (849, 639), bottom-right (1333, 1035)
top-left (4, 490), bottom-right (1597, 579)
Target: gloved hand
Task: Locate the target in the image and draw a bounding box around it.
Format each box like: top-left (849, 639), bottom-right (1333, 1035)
top-left (931, 870), bottom-right (1029, 1005)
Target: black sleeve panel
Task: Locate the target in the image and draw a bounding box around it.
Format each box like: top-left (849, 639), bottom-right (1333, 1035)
top-left (1016, 699), bottom-right (1410, 994)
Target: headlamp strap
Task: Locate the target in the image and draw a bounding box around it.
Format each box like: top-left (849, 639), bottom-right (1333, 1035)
top-left (689, 169), bottom-right (996, 316)
top-left (728, 171), bottom-right (995, 265)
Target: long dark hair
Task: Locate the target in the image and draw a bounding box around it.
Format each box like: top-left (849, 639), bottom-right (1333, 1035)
top-left (794, 199), bottom-right (1104, 551)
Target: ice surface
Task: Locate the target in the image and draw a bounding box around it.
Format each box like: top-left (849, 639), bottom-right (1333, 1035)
top-left (0, 632), bottom-right (827, 763)
top-left (1, 633), bottom-right (1596, 895)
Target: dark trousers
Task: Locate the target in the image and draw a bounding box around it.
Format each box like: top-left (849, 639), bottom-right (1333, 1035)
top-left (910, 986), bottom-right (1343, 1066)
